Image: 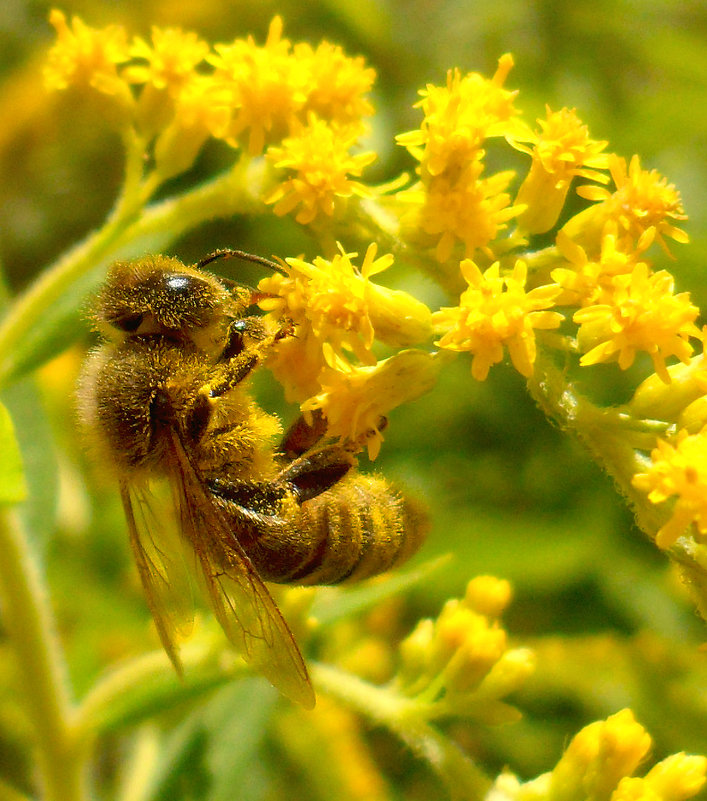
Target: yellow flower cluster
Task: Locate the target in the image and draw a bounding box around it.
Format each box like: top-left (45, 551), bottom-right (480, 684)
top-left (396, 58), bottom-right (527, 262)
top-left (45, 12), bottom-right (376, 210)
top-left (257, 244), bottom-right (436, 456)
top-left (396, 576), bottom-right (535, 713)
top-left (490, 709), bottom-right (706, 801)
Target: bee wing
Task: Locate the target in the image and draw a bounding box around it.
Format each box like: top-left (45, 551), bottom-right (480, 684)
top-left (168, 432), bottom-right (315, 709)
top-left (120, 479), bottom-right (195, 676)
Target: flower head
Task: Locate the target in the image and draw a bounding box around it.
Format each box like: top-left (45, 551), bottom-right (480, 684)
top-left (209, 17), bottom-right (304, 154)
top-left (567, 155), bottom-right (688, 256)
top-left (633, 426), bottom-right (707, 548)
top-left (552, 225), bottom-right (646, 307)
top-left (513, 106), bottom-right (609, 233)
top-left (259, 244), bottom-right (432, 401)
top-left (265, 115), bottom-right (376, 225)
top-left (434, 259), bottom-right (563, 380)
top-left (125, 27), bottom-right (209, 93)
top-left (44, 9), bottom-right (132, 102)
top-left (397, 56), bottom-right (522, 177)
top-left (301, 350), bottom-right (441, 459)
top-left (294, 40), bottom-right (375, 132)
top-left (574, 263), bottom-right (701, 383)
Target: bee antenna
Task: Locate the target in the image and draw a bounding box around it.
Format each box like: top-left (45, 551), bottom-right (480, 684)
top-left (198, 249), bottom-right (287, 276)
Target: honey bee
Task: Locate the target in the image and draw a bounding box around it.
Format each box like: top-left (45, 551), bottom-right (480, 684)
top-left (77, 251), bottom-right (427, 707)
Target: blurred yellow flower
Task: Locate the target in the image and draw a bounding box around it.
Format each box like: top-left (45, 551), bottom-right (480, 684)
top-left (208, 16), bottom-right (303, 154)
top-left (125, 27), bottom-right (209, 93)
top-left (44, 9), bottom-right (132, 103)
top-left (294, 40), bottom-right (375, 132)
top-left (434, 259), bottom-right (563, 380)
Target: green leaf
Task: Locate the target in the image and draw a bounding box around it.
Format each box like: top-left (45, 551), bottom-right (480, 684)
top-left (0, 400), bottom-right (26, 505)
top-left (0, 379), bottom-right (58, 547)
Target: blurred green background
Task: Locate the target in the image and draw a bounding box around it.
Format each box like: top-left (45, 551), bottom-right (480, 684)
top-left (1, 1), bottom-right (707, 798)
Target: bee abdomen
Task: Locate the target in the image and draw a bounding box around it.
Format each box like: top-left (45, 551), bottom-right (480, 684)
top-left (287, 474), bottom-right (428, 586)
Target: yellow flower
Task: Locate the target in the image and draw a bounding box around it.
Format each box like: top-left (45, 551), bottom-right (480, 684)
top-left (209, 17), bottom-right (305, 154)
top-left (397, 577), bottom-right (532, 706)
top-left (552, 225), bottom-right (647, 307)
top-left (300, 350), bottom-right (442, 459)
top-left (294, 40), bottom-right (375, 132)
top-left (265, 115), bottom-right (376, 225)
top-left (125, 27), bottom-right (209, 93)
top-left (550, 710), bottom-right (652, 801)
top-left (259, 243), bottom-right (432, 401)
top-left (491, 716), bottom-right (706, 801)
top-left (404, 166), bottom-right (523, 262)
top-left (567, 154), bottom-right (688, 255)
top-left (151, 76), bottom-right (231, 179)
top-left (434, 259), bottom-right (563, 381)
top-left (574, 263), bottom-right (701, 382)
top-left (44, 9), bottom-right (132, 102)
top-left (397, 55), bottom-right (522, 177)
top-left (513, 106), bottom-right (609, 233)
top-left (632, 426), bottom-right (707, 548)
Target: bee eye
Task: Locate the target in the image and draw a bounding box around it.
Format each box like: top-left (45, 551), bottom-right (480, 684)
top-left (112, 313), bottom-right (144, 332)
top-left (221, 320), bottom-right (249, 360)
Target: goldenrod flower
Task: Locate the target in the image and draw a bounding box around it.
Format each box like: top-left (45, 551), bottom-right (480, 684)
top-left (514, 106), bottom-right (610, 233)
top-left (574, 263), bottom-right (700, 382)
top-left (397, 56), bottom-right (522, 177)
top-left (403, 166), bottom-right (523, 262)
top-left (633, 426), bottom-right (707, 548)
top-left (300, 350), bottom-right (442, 459)
top-left (209, 17), bottom-right (304, 154)
top-left (434, 259), bottom-right (563, 381)
top-left (552, 226), bottom-right (646, 307)
top-left (265, 115), bottom-right (376, 225)
top-left (396, 577), bottom-right (532, 706)
top-left (491, 713), bottom-right (706, 801)
top-left (259, 244), bottom-right (433, 402)
top-left (44, 9), bottom-right (132, 103)
top-left (125, 27), bottom-right (209, 93)
top-left (566, 154), bottom-right (688, 255)
top-left (294, 40), bottom-right (375, 132)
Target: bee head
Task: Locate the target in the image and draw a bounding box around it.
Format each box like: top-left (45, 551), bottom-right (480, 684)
top-left (92, 256), bottom-right (251, 346)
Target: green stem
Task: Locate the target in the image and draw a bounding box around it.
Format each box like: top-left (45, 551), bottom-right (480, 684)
top-left (0, 510), bottom-right (86, 801)
top-left (0, 162), bottom-right (259, 386)
top-left (311, 662), bottom-right (491, 800)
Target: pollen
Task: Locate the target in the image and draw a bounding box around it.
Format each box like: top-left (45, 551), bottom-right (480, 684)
top-left (434, 259), bottom-right (563, 381)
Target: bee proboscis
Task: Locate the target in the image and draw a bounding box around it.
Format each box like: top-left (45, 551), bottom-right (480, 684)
top-left (77, 251), bottom-right (427, 707)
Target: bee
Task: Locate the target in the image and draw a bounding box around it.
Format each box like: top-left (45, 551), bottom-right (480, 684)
top-left (77, 251), bottom-right (427, 707)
